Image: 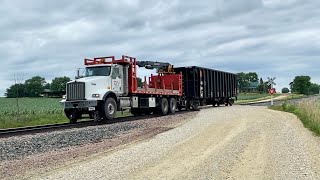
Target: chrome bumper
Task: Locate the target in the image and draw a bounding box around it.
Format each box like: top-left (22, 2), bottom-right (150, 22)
top-left (60, 100), bottom-right (98, 109)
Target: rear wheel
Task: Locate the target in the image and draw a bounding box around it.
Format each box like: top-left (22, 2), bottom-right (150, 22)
top-left (159, 98), bottom-right (169, 115)
top-left (169, 98), bottom-right (176, 114)
top-left (103, 98), bottom-right (117, 120)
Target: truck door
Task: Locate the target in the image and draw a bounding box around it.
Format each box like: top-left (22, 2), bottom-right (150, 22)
top-left (111, 66), bottom-right (124, 95)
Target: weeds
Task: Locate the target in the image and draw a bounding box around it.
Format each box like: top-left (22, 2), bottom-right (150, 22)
top-left (270, 99), bottom-right (320, 136)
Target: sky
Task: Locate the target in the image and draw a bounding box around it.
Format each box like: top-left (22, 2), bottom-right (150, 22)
top-left (1, 0), bottom-right (320, 96)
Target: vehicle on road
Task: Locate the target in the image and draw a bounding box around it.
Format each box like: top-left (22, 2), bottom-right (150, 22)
top-left (60, 55), bottom-right (237, 123)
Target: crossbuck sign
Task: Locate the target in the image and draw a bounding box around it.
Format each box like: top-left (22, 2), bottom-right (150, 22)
top-left (267, 77), bottom-right (276, 105)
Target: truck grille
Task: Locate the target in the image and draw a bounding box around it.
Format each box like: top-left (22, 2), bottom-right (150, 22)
top-left (66, 82), bottom-right (85, 101)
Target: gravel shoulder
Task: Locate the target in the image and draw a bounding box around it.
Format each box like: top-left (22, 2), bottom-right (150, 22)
top-left (0, 112), bottom-right (197, 180)
top-left (37, 106), bottom-right (320, 180)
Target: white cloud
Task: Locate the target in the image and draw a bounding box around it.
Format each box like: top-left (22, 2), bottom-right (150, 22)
top-left (1, 0), bottom-right (320, 96)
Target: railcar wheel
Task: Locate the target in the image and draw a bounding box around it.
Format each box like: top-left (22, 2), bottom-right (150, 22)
top-left (185, 101), bottom-right (191, 111)
top-left (65, 110), bottom-right (78, 124)
top-left (104, 97), bottom-right (117, 120)
top-left (169, 98), bottom-right (177, 114)
top-left (159, 98), bottom-right (169, 115)
top-left (192, 102), bottom-right (200, 111)
top-left (93, 111), bottom-right (101, 122)
top-left (89, 112), bottom-right (94, 119)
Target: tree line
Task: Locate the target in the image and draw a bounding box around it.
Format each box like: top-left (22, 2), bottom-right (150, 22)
top-left (5, 76), bottom-right (71, 98)
top-left (237, 72), bottom-right (271, 94)
top-left (237, 72), bottom-right (319, 95)
top-left (287, 76), bottom-right (319, 95)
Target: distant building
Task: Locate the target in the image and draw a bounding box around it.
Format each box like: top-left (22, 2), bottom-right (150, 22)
top-left (243, 81), bottom-right (259, 93)
top-left (41, 89), bottom-right (52, 98)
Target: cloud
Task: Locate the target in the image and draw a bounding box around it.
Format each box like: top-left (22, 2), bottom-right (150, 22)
top-left (1, 0), bottom-right (319, 96)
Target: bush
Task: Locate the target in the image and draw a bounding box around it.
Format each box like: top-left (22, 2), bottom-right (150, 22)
top-left (282, 87), bottom-right (290, 93)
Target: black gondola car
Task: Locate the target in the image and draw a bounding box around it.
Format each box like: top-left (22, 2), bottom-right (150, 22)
top-left (174, 66), bottom-right (237, 110)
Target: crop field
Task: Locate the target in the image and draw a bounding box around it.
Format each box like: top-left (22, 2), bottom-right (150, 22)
top-left (0, 98), bottom-right (63, 116)
top-left (0, 98), bottom-right (66, 129)
top-left (0, 98), bottom-right (131, 129)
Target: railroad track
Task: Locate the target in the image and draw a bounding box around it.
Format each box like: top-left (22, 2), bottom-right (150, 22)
top-left (0, 111), bottom-right (193, 138)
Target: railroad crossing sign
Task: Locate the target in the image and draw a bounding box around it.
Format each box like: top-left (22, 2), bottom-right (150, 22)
top-left (267, 77), bottom-right (276, 86)
top-left (268, 88), bottom-right (276, 95)
top-left (267, 77), bottom-right (276, 105)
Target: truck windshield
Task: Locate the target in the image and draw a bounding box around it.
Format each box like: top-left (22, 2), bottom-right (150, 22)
top-left (85, 66), bottom-right (111, 77)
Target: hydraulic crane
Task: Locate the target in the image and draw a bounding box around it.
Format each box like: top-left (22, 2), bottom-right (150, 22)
top-left (136, 61), bottom-right (174, 74)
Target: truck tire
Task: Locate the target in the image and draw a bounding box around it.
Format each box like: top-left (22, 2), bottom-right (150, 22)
top-left (103, 97), bottom-right (117, 120)
top-left (169, 98), bottom-right (176, 114)
top-left (159, 98), bottom-right (169, 115)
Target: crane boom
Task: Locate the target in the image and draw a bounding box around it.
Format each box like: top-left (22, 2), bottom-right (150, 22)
top-left (136, 61), bottom-right (174, 74)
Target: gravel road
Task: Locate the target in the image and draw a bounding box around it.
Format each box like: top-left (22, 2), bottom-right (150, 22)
top-left (37, 105), bottom-right (320, 180)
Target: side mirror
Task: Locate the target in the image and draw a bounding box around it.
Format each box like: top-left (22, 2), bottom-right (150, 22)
top-left (76, 68), bottom-right (84, 79)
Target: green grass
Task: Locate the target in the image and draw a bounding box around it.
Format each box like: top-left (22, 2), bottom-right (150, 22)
top-left (270, 99), bottom-right (320, 136)
top-left (0, 98), bottom-right (132, 129)
top-left (236, 93), bottom-right (280, 104)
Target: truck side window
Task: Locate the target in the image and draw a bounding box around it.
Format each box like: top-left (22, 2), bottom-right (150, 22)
top-left (111, 68), bottom-right (120, 79)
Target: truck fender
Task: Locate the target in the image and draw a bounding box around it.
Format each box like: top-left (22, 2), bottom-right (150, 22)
top-left (102, 91), bottom-right (117, 102)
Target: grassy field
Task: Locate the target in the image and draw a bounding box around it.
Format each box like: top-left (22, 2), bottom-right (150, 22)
top-left (270, 98), bottom-right (320, 136)
top-left (236, 93), bottom-right (281, 104)
top-left (0, 98), bottom-right (131, 129)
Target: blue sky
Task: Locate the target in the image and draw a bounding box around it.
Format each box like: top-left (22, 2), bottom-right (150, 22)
top-left (1, 0), bottom-right (319, 96)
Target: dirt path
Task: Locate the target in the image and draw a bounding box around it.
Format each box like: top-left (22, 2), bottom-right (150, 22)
top-left (36, 106), bottom-right (320, 180)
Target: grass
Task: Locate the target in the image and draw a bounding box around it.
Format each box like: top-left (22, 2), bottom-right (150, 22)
top-left (236, 93), bottom-right (280, 104)
top-left (270, 99), bottom-right (320, 136)
top-left (0, 98), bottom-right (132, 129)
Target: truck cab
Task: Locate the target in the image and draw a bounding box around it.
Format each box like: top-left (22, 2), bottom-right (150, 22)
top-left (61, 58), bottom-right (129, 123)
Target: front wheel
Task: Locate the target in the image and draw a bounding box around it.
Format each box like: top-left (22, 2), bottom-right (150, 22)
top-left (103, 98), bottom-right (117, 120)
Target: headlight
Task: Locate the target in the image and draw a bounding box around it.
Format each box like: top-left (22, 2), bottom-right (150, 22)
top-left (62, 95), bottom-right (66, 99)
top-left (92, 94), bottom-right (100, 98)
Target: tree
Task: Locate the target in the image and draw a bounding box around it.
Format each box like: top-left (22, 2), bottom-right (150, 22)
top-left (44, 83), bottom-right (51, 90)
top-left (289, 82), bottom-right (293, 92)
top-left (237, 72), bottom-right (259, 92)
top-left (5, 84), bottom-right (26, 98)
top-left (237, 72), bottom-right (249, 91)
top-left (291, 76), bottom-right (311, 95)
top-left (25, 76), bottom-right (46, 97)
top-left (137, 77), bottom-right (143, 87)
top-left (257, 78), bottom-right (265, 94)
top-left (309, 83), bottom-right (320, 95)
top-left (282, 87), bottom-right (290, 93)
top-left (51, 76), bottom-right (71, 96)
top-left (246, 72), bottom-right (258, 82)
